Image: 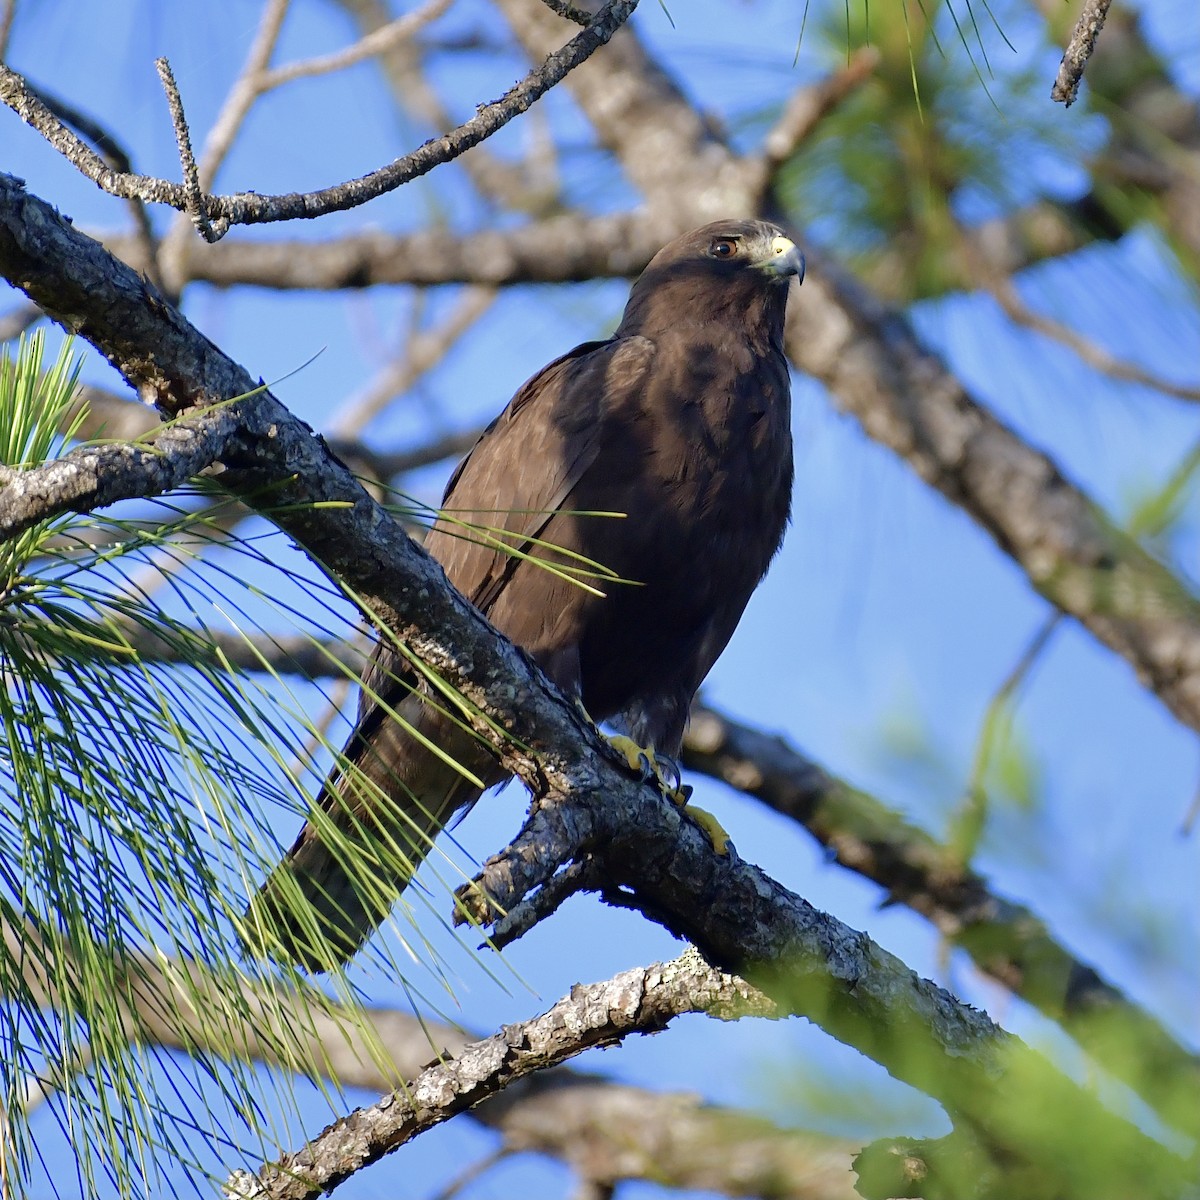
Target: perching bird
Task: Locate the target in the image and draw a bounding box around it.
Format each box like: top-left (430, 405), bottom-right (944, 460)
top-left (249, 219), bottom-right (804, 970)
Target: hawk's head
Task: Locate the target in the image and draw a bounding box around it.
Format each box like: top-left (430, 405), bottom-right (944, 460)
top-left (618, 219), bottom-right (804, 338)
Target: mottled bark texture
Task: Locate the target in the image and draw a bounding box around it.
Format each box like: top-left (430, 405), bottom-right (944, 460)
top-left (225, 955), bottom-right (789, 1198)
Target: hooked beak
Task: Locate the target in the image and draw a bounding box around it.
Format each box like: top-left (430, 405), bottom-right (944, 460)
top-left (756, 234), bottom-right (805, 283)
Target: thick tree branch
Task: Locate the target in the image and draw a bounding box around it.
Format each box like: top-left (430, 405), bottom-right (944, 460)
top-left (58, 610), bottom-right (1195, 1125)
top-left (790, 254), bottom-right (1200, 733)
top-left (98, 212), bottom-right (663, 290)
top-left (2, 173), bottom-right (1183, 1197)
top-left (71, 583), bottom-right (1194, 1128)
top-left (681, 703), bottom-right (1200, 1137)
top-left (0, 0), bottom-right (636, 231)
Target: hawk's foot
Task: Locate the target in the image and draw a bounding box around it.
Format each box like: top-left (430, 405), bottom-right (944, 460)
top-left (606, 734), bottom-right (685, 799)
top-left (605, 734), bottom-right (731, 855)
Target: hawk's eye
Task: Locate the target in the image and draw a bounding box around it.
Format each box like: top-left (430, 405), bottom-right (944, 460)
top-left (709, 238), bottom-right (738, 259)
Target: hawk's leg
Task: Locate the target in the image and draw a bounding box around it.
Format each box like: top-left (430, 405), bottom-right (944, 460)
top-left (605, 734), bottom-right (732, 856)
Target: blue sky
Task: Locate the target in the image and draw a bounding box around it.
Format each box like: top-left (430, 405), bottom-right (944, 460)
top-left (4, 0), bottom-right (1199, 1195)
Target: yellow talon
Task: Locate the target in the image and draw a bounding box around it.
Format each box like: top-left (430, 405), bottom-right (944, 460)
top-left (681, 802), bottom-right (732, 856)
top-left (606, 734), bottom-right (684, 799)
top-left (605, 734), bottom-right (731, 855)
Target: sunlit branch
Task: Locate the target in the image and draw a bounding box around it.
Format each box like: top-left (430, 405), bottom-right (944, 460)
top-left (750, 46), bottom-right (881, 192)
top-left (986, 270), bottom-right (1200, 403)
top-left (330, 286), bottom-right (497, 439)
top-left (681, 702), bottom-right (1200, 1137)
top-left (1051, 0), bottom-right (1113, 106)
top-left (0, 0), bottom-right (638, 232)
top-left (226, 953), bottom-right (781, 1198)
top-left (2, 906), bottom-right (856, 1200)
top-left (331, 0), bottom-right (555, 211)
top-left (0, 405), bottom-right (241, 544)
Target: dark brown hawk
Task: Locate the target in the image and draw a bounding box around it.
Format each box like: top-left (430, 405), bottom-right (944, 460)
top-left (250, 219), bottom-right (804, 969)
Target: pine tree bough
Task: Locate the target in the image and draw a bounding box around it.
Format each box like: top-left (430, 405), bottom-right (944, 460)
top-left (2, 172), bottom-right (1188, 1197)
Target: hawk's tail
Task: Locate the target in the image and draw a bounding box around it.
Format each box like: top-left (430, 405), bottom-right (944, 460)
top-left (245, 699), bottom-right (499, 972)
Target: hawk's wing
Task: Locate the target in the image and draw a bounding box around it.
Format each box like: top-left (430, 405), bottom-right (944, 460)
top-left (426, 333), bottom-right (657, 618)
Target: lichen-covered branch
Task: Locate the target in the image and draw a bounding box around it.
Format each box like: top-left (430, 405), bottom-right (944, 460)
top-left (1, 913), bottom-right (855, 1200)
top-left (682, 703), bottom-right (1200, 1138)
top-left (224, 955), bottom-right (783, 1199)
top-left (1051, 0), bottom-right (1113, 106)
top-left (0, 403), bottom-right (244, 542)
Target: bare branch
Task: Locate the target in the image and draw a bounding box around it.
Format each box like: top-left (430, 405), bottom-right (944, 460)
top-left (332, 0), bottom-right (548, 211)
top-left (331, 286), bottom-right (497, 439)
top-left (1051, 0), bottom-right (1113, 107)
top-left (0, 407), bottom-right (244, 543)
top-left (332, 428), bottom-right (481, 483)
top-left (100, 211), bottom-right (663, 290)
top-left (4, 906), bottom-right (856, 1200)
top-left (260, 0), bottom-right (451, 91)
top-left (986, 270), bottom-right (1200, 403)
top-left (0, 0), bottom-right (638, 231)
top-left (682, 702), bottom-right (1200, 1136)
top-left (225, 953), bottom-right (779, 1198)
top-left (751, 47), bottom-right (881, 191)
top-left (487, 857), bottom-right (604, 949)
top-left (537, 0), bottom-right (593, 26)
top-left (155, 56), bottom-right (226, 243)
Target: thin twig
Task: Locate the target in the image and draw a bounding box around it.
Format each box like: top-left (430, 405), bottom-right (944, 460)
top-left (0, 0), bottom-right (638, 230)
top-left (261, 0), bottom-right (450, 90)
top-left (1051, 0), bottom-right (1113, 106)
top-left (155, 57), bottom-right (225, 243)
top-left (333, 0), bottom-right (548, 211)
top-left (425, 1148), bottom-right (514, 1200)
top-left (954, 612), bottom-right (1063, 864)
top-left (153, 0), bottom-right (291, 285)
top-left (22, 82), bottom-right (161, 287)
top-left (988, 272), bottom-right (1200, 403)
top-left (753, 46), bottom-right (880, 188)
